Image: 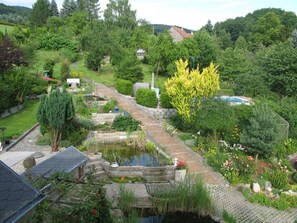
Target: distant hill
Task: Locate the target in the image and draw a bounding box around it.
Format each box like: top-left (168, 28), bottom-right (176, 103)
top-left (153, 24), bottom-right (194, 35)
top-left (0, 3), bottom-right (31, 16)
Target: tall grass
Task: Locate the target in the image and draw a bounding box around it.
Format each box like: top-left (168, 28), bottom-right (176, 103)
top-left (152, 176), bottom-right (212, 215)
top-left (119, 185), bottom-right (136, 213)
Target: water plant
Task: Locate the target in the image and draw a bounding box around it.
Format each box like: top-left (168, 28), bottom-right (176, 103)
top-left (151, 176), bottom-right (212, 215)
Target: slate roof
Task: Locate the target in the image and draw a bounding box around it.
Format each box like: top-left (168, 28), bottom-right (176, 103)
top-left (0, 161), bottom-right (45, 223)
top-left (24, 146), bottom-right (89, 179)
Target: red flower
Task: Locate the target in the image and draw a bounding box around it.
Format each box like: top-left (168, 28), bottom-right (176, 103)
top-left (92, 208), bottom-right (97, 216)
top-left (176, 160), bottom-right (187, 170)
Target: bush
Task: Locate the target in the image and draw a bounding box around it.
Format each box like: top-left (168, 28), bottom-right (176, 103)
top-left (268, 169), bottom-right (289, 190)
top-left (60, 61), bottom-right (70, 82)
top-left (145, 141), bottom-right (156, 153)
top-left (86, 51), bottom-right (102, 71)
top-left (169, 114), bottom-right (193, 131)
top-left (116, 79), bottom-right (133, 96)
top-left (160, 90), bottom-right (173, 108)
top-left (35, 133), bottom-right (50, 146)
top-left (136, 88), bottom-right (158, 108)
top-left (43, 59), bottom-right (55, 78)
top-left (112, 114), bottom-right (141, 132)
top-left (76, 116), bottom-right (94, 130)
top-left (35, 33), bottom-right (79, 51)
top-left (101, 99), bottom-right (118, 113)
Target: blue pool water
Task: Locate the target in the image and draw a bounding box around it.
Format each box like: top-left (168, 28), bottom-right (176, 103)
top-left (220, 96), bottom-right (248, 104)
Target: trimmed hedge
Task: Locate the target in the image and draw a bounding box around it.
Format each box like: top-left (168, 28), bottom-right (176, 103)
top-left (116, 79), bottom-right (133, 95)
top-left (160, 90), bottom-right (173, 108)
top-left (136, 88), bottom-right (158, 108)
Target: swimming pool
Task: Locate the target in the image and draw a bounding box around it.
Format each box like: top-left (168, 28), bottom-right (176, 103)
top-left (219, 96), bottom-right (250, 105)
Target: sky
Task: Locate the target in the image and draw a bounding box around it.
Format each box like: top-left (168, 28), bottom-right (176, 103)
top-left (2, 0), bottom-right (297, 30)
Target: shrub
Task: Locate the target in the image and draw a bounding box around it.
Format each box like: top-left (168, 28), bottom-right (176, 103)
top-left (60, 61), bottom-right (70, 82)
top-left (136, 88), bottom-right (158, 108)
top-left (268, 169), bottom-right (289, 190)
top-left (101, 99), bottom-right (118, 113)
top-left (160, 90), bottom-right (173, 108)
top-left (116, 79), bottom-right (133, 96)
top-left (169, 114), bottom-right (193, 131)
top-left (115, 53), bottom-right (143, 83)
top-left (145, 141), bottom-right (156, 153)
top-left (76, 116), bottom-right (94, 130)
top-left (35, 33), bottom-right (79, 51)
top-left (35, 133), bottom-right (50, 146)
top-left (43, 59), bottom-right (55, 78)
top-left (86, 51), bottom-right (102, 71)
top-left (291, 172), bottom-right (297, 183)
top-left (112, 114), bottom-right (141, 132)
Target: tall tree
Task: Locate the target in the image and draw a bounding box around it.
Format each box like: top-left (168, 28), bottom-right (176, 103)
top-left (30, 0), bottom-right (50, 27)
top-left (0, 37), bottom-right (26, 77)
top-left (165, 59), bottom-right (220, 122)
top-left (148, 31), bottom-right (175, 75)
top-left (104, 0), bottom-right (137, 30)
top-left (60, 0), bottom-right (77, 18)
top-left (37, 87), bottom-right (75, 152)
top-left (85, 0), bottom-right (100, 22)
top-left (259, 40), bottom-right (297, 97)
top-left (49, 0), bottom-right (59, 16)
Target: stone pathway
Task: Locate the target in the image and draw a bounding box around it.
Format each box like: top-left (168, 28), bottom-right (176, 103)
top-left (94, 83), bottom-right (297, 223)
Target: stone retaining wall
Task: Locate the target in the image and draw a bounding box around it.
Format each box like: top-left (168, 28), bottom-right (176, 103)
top-left (88, 131), bottom-right (138, 143)
top-left (136, 105), bottom-right (176, 120)
top-left (91, 113), bottom-right (119, 125)
top-left (1, 104), bottom-right (24, 119)
top-left (102, 161), bottom-right (175, 182)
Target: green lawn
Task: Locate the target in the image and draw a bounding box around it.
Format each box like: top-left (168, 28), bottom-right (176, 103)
top-left (0, 24), bottom-right (16, 34)
top-left (31, 50), bottom-right (63, 79)
top-left (71, 60), bottom-right (116, 86)
top-left (0, 101), bottom-right (40, 139)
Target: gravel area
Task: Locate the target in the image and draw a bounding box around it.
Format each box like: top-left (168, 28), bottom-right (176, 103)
top-left (7, 127), bottom-right (55, 174)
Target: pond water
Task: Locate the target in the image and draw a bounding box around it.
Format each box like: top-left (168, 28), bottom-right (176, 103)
top-left (140, 212), bottom-right (218, 223)
top-left (99, 143), bottom-right (169, 166)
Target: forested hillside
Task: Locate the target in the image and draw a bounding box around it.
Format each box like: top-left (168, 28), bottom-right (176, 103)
top-left (0, 3), bottom-right (31, 24)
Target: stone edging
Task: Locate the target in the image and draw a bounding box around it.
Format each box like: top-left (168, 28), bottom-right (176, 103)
top-left (5, 123), bottom-right (39, 151)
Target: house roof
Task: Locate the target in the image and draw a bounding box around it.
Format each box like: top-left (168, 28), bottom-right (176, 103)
top-left (0, 161), bottom-right (45, 223)
top-left (24, 146), bottom-right (89, 179)
top-left (172, 26), bottom-right (193, 39)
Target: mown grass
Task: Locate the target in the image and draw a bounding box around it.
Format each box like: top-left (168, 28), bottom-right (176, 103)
top-left (31, 50), bottom-right (63, 80)
top-left (32, 50), bottom-right (169, 89)
top-left (0, 101), bottom-right (40, 139)
top-left (71, 60), bottom-right (116, 87)
top-left (0, 24), bottom-right (16, 34)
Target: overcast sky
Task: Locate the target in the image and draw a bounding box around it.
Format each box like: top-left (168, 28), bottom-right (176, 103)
top-left (2, 0), bottom-right (297, 30)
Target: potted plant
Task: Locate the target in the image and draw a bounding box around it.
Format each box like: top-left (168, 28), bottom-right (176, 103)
top-left (175, 160), bottom-right (187, 181)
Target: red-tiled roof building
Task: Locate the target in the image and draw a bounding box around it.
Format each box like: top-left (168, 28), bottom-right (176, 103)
top-left (169, 26), bottom-right (193, 43)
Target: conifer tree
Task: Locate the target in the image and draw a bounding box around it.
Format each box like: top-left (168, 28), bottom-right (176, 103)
top-left (30, 0), bottom-right (50, 27)
top-left (49, 0), bottom-right (59, 16)
top-left (37, 87), bottom-right (75, 152)
top-left (240, 104), bottom-right (278, 158)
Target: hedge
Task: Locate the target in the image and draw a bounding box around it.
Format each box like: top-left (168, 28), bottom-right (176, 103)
top-left (116, 79), bottom-right (133, 95)
top-left (160, 90), bottom-right (173, 108)
top-left (136, 88), bottom-right (158, 108)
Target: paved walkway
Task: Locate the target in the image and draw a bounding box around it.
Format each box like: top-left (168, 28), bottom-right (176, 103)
top-left (95, 83), bottom-right (297, 223)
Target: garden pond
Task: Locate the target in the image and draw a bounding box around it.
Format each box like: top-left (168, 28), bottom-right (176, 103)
top-left (99, 143), bottom-right (171, 166)
top-left (140, 212), bottom-right (218, 223)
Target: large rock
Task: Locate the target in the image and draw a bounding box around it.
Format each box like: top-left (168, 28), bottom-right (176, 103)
top-left (252, 182), bottom-right (261, 193)
top-left (23, 156), bottom-right (36, 169)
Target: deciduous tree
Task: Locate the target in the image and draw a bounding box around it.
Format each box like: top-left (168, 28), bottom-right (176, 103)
top-left (165, 59), bottom-right (220, 122)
